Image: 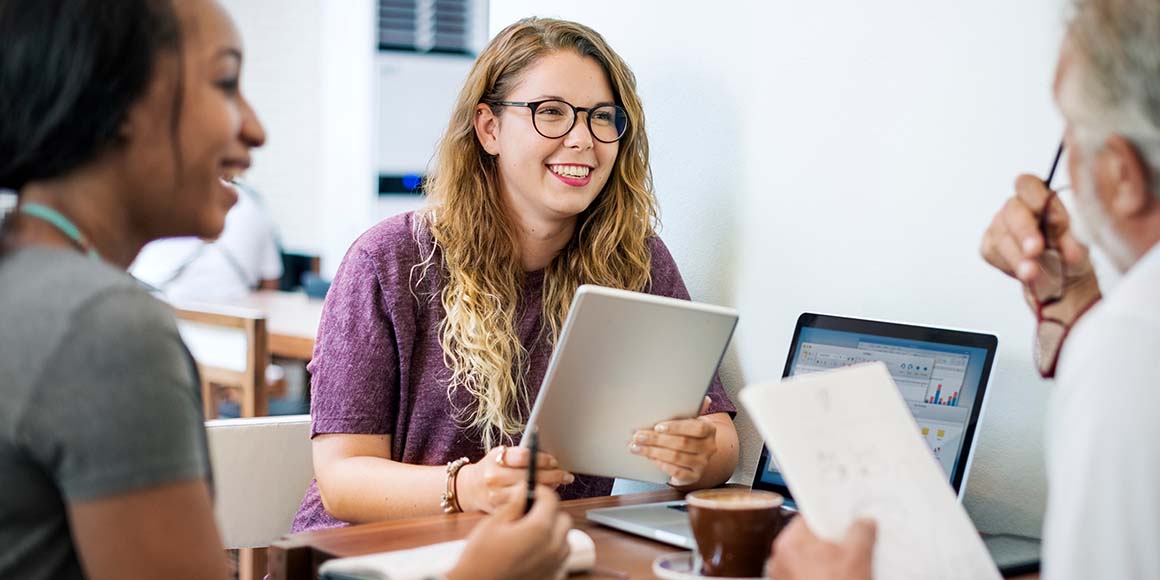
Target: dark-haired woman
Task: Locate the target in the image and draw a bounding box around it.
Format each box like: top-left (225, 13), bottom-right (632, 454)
top-left (0, 1), bottom-right (570, 579)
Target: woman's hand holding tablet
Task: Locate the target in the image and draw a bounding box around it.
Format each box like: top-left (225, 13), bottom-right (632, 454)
top-left (630, 397), bottom-right (720, 487)
top-left (522, 285), bottom-right (739, 485)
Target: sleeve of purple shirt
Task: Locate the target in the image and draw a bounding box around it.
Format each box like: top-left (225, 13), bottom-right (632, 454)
top-left (647, 237), bottom-right (737, 417)
top-left (307, 244), bottom-right (399, 437)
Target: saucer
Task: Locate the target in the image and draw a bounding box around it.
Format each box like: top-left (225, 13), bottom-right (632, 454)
top-left (652, 552), bottom-right (765, 580)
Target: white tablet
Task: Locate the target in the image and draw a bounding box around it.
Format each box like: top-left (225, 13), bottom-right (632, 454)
top-left (522, 285), bottom-right (738, 484)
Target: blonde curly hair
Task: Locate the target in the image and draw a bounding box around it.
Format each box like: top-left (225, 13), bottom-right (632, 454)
top-left (415, 17), bottom-right (658, 451)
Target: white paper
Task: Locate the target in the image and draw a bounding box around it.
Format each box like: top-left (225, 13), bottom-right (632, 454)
top-left (739, 362), bottom-right (1000, 580)
top-left (318, 528), bottom-right (595, 580)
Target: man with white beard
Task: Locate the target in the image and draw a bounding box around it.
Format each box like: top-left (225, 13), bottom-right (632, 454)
top-left (767, 0), bottom-right (1160, 578)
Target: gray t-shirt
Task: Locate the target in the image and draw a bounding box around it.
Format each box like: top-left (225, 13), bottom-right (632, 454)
top-left (0, 247), bottom-right (209, 580)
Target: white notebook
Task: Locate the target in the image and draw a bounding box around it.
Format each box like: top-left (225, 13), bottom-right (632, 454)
top-left (739, 362), bottom-right (1001, 580)
top-left (318, 528), bottom-right (595, 580)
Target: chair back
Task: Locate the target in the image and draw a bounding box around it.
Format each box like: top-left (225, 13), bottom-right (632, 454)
top-left (174, 304), bottom-right (269, 418)
top-left (205, 415), bottom-right (314, 549)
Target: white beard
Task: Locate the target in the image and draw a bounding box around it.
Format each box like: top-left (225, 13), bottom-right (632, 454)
top-left (1072, 163), bottom-right (1138, 273)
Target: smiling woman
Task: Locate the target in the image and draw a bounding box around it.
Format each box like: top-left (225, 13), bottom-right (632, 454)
top-left (0, 0), bottom-right (266, 264)
top-left (0, 0), bottom-right (262, 578)
top-left (0, 2), bottom-right (579, 579)
top-left (294, 17), bottom-right (740, 534)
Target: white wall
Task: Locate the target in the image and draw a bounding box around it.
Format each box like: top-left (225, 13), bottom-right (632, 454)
top-left (319, 0), bottom-right (378, 279)
top-left (219, 0), bottom-right (379, 270)
top-left (492, 0), bottom-right (1070, 537)
top-left (218, 0), bottom-right (325, 256)
top-left (220, 0), bottom-right (471, 277)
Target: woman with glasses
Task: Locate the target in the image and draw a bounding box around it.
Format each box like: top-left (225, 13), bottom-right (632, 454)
top-left (293, 17), bottom-right (740, 531)
top-left (0, 1), bottom-right (571, 578)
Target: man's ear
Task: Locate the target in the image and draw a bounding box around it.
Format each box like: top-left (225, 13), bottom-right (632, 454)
top-left (1101, 134), bottom-right (1153, 218)
top-left (474, 103), bottom-right (501, 156)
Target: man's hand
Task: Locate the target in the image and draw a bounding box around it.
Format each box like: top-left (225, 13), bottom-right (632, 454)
top-left (981, 176), bottom-right (1093, 282)
top-left (980, 174), bottom-right (1100, 320)
top-left (768, 517), bottom-right (876, 580)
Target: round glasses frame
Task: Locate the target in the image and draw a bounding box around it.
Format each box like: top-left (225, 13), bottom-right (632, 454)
top-left (492, 99), bottom-right (629, 143)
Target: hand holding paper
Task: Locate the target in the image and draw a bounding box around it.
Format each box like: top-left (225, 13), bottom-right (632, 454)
top-left (770, 516), bottom-right (876, 580)
top-left (739, 362), bottom-right (1001, 580)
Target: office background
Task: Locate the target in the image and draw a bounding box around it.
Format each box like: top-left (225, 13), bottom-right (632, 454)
top-left (216, 0), bottom-right (1118, 539)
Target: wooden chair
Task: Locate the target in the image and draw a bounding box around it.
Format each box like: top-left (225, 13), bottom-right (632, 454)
top-left (174, 304), bottom-right (270, 418)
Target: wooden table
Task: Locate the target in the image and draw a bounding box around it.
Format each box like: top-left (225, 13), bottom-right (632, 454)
top-left (269, 490), bottom-right (1040, 580)
top-left (215, 290), bottom-right (324, 360)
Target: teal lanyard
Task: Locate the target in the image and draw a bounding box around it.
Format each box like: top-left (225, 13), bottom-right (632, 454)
top-left (19, 202), bottom-right (101, 261)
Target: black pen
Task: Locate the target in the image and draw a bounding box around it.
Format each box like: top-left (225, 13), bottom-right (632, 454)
top-left (1045, 139), bottom-right (1065, 186)
top-left (525, 429), bottom-right (538, 515)
top-left (1041, 138), bottom-right (1066, 232)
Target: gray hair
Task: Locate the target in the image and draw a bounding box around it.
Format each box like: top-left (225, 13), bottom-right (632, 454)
top-left (1063, 0), bottom-right (1160, 196)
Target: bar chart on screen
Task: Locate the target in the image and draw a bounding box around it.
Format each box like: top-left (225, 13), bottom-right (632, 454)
top-left (925, 383), bottom-right (961, 406)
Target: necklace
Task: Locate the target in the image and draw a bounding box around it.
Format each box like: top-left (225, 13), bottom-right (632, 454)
top-left (19, 202), bottom-right (101, 260)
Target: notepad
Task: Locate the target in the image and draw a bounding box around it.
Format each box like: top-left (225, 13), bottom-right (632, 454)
top-left (318, 528), bottom-right (596, 580)
top-left (739, 362), bottom-right (1001, 580)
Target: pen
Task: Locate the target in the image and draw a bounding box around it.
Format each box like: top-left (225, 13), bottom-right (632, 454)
top-left (1041, 138), bottom-right (1065, 233)
top-left (1045, 139), bottom-right (1065, 187)
top-left (525, 429), bottom-right (538, 515)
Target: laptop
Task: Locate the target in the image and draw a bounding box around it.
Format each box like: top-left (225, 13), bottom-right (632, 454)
top-left (587, 313), bottom-right (998, 550)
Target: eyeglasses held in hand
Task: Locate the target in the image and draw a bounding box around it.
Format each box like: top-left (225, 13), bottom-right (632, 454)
top-left (1030, 139), bottom-right (1091, 378)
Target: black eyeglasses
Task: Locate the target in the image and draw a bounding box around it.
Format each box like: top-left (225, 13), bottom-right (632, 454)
top-left (492, 99), bottom-right (629, 143)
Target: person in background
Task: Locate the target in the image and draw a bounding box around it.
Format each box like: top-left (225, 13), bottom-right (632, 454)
top-left (769, 0), bottom-right (1160, 578)
top-left (133, 181), bottom-right (292, 418)
top-left (293, 17), bottom-right (741, 532)
top-left (131, 181), bottom-right (283, 303)
top-left (0, 1), bottom-right (571, 578)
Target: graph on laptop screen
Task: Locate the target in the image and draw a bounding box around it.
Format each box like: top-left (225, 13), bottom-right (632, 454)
top-left (758, 326), bottom-right (991, 490)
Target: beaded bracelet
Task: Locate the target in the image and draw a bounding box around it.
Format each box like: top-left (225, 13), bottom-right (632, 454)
top-left (440, 456), bottom-right (471, 514)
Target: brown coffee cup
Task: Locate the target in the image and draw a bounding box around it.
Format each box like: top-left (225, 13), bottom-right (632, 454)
top-left (686, 488), bottom-right (787, 577)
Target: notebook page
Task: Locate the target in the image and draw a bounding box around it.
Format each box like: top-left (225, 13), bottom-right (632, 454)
top-left (739, 362), bottom-right (1000, 580)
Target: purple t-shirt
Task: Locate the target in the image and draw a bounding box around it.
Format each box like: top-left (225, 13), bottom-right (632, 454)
top-left (292, 212), bottom-right (735, 532)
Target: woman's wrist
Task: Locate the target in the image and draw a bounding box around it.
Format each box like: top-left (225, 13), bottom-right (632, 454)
top-left (455, 461), bottom-right (480, 513)
top-left (441, 457), bottom-right (471, 514)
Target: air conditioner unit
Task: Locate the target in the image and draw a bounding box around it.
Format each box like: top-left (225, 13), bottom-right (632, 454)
top-left (375, 0), bottom-right (489, 200)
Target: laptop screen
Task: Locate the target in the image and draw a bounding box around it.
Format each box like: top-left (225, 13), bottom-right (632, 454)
top-left (752, 313), bottom-right (998, 499)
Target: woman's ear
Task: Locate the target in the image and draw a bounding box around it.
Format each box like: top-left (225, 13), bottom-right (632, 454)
top-left (1103, 135), bottom-right (1152, 218)
top-left (474, 103), bottom-right (501, 156)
